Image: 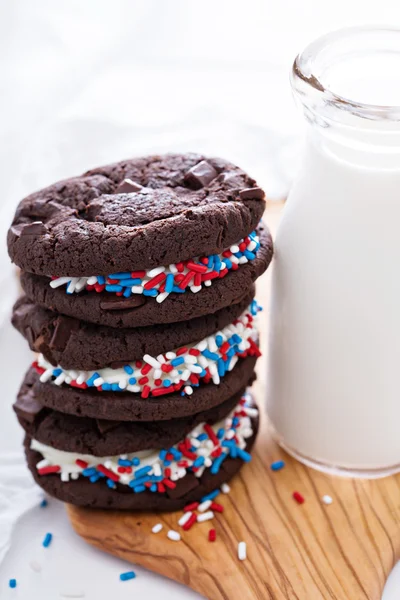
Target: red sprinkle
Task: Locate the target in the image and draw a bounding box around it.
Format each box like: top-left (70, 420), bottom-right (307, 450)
top-left (293, 491), bottom-right (305, 504)
top-left (157, 482), bottom-right (166, 493)
top-left (176, 347), bottom-right (188, 356)
top-left (189, 348), bottom-right (200, 356)
top-left (97, 465), bottom-right (120, 482)
top-left (186, 260), bottom-right (208, 273)
top-left (183, 513), bottom-right (197, 531)
top-left (178, 271), bottom-right (195, 289)
top-left (130, 270), bottom-right (146, 278)
top-left (164, 468), bottom-right (171, 478)
top-left (239, 241), bottom-right (247, 251)
top-left (138, 376), bottom-right (149, 385)
top-left (218, 268), bottom-right (229, 278)
top-left (184, 502), bottom-right (199, 512)
top-left (76, 459), bottom-right (88, 468)
top-left (161, 364), bottom-right (173, 373)
top-left (219, 341), bottom-right (230, 355)
top-left (176, 262), bottom-right (185, 273)
top-left (211, 502), bottom-right (224, 513)
top-left (151, 385), bottom-right (175, 396)
top-left (208, 529), bottom-right (217, 542)
top-left (141, 385), bottom-right (151, 399)
top-left (144, 272), bottom-right (166, 290)
top-left (194, 272), bottom-right (202, 287)
top-left (162, 478), bottom-right (176, 490)
top-left (141, 363), bottom-right (152, 375)
top-left (201, 271), bottom-right (219, 282)
top-left (38, 466), bottom-right (60, 475)
top-left (203, 424), bottom-right (219, 446)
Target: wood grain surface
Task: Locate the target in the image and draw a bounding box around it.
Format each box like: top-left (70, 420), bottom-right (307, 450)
top-left (67, 203), bottom-right (400, 600)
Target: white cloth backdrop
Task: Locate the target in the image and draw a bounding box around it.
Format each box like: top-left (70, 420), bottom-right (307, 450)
top-left (1, 2), bottom-right (400, 598)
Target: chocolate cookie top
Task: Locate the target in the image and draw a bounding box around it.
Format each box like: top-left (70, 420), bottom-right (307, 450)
top-left (12, 291), bottom-right (254, 370)
top-left (8, 154), bottom-right (265, 276)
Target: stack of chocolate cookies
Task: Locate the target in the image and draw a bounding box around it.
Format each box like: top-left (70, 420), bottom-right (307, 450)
top-left (8, 153), bottom-right (273, 511)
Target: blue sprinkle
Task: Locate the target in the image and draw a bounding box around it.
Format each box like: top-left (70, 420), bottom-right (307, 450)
top-left (217, 358), bottom-right (225, 377)
top-left (172, 286), bottom-right (185, 293)
top-left (105, 284), bottom-right (123, 292)
top-left (228, 337), bottom-right (236, 346)
top-left (193, 456), bottom-right (205, 468)
top-left (118, 278), bottom-right (141, 286)
top-left (40, 498), bottom-right (48, 508)
top-left (97, 275), bottom-right (105, 285)
top-left (217, 428), bottom-right (225, 439)
top-left (159, 450), bottom-right (167, 461)
top-left (9, 579), bottom-right (17, 589)
top-left (214, 255), bottom-right (221, 272)
top-left (164, 460), bottom-right (172, 466)
top-left (236, 448), bottom-right (252, 463)
top-left (197, 433), bottom-right (208, 442)
top-left (134, 466), bottom-right (152, 479)
top-left (235, 251), bottom-right (243, 258)
top-left (202, 349), bottom-right (219, 361)
top-left (90, 473), bottom-right (102, 483)
top-left (270, 460), bottom-right (285, 471)
top-left (42, 533), bottom-right (52, 548)
top-left (124, 365), bottom-right (134, 375)
top-left (168, 448), bottom-right (182, 460)
top-left (120, 571), bottom-right (136, 581)
top-left (143, 289), bottom-right (158, 297)
top-left (53, 368), bottom-right (62, 377)
top-left (165, 273), bottom-right (174, 293)
top-left (233, 334), bottom-right (242, 344)
top-left (208, 255), bottom-right (214, 270)
top-left (109, 272), bottom-right (132, 279)
top-left (224, 258), bottom-right (232, 269)
top-left (101, 383), bottom-right (112, 391)
top-left (111, 383), bottom-right (121, 391)
top-left (86, 372), bottom-right (100, 387)
top-left (215, 334), bottom-right (223, 347)
top-left (244, 250), bottom-right (256, 260)
top-left (163, 379), bottom-right (171, 387)
top-left (171, 356), bottom-right (184, 367)
top-left (132, 485), bottom-right (146, 493)
top-left (232, 417), bottom-right (239, 427)
top-left (180, 391), bottom-right (185, 396)
top-left (150, 484), bottom-right (157, 492)
top-left (178, 370), bottom-right (183, 375)
top-left (82, 467), bottom-right (97, 477)
top-left (128, 377), bottom-right (137, 385)
top-left (226, 347), bottom-right (235, 358)
top-left (210, 453), bottom-right (227, 475)
top-left (132, 457), bottom-right (140, 466)
top-left (123, 287), bottom-right (132, 297)
top-left (201, 489), bottom-right (220, 502)
top-left (107, 479), bottom-right (116, 489)
top-left (224, 357), bottom-right (231, 371)
top-left (129, 476), bottom-right (150, 488)
top-left (118, 459), bottom-right (133, 467)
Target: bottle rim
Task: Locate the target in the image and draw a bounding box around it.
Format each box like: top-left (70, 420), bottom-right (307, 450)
top-left (292, 26), bottom-right (400, 124)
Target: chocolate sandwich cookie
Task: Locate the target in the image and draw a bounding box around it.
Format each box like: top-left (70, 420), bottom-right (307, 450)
top-left (19, 224), bottom-right (272, 328)
top-left (25, 354), bottom-right (257, 422)
top-left (25, 392), bottom-right (259, 510)
top-left (12, 290), bottom-right (254, 370)
top-left (8, 153), bottom-right (266, 276)
top-left (15, 370), bottom-right (246, 456)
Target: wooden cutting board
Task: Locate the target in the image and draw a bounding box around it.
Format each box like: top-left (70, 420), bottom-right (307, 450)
top-left (67, 203), bottom-right (400, 599)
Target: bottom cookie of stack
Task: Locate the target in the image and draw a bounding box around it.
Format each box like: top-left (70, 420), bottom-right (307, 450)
top-left (22, 391), bottom-right (259, 511)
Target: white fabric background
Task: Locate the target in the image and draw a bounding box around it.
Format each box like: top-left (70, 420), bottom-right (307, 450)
top-left (1, 2), bottom-right (400, 598)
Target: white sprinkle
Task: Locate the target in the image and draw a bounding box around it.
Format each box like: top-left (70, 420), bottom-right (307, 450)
top-left (156, 291), bottom-right (169, 303)
top-left (221, 483), bottom-right (231, 494)
top-left (71, 473), bottom-right (79, 480)
top-left (178, 512), bottom-right (192, 527)
top-left (181, 369), bottom-right (191, 381)
top-left (225, 430), bottom-right (235, 440)
top-left (204, 458), bottom-right (212, 467)
top-left (229, 255), bottom-right (240, 264)
top-left (143, 354), bottom-right (161, 369)
top-left (40, 369), bottom-right (54, 383)
top-left (197, 511), bottom-right (214, 523)
top-left (198, 500), bottom-right (212, 513)
top-left (29, 560), bottom-right (42, 572)
top-left (196, 340), bottom-right (207, 352)
top-left (238, 541), bottom-right (247, 561)
top-left (131, 285), bottom-right (144, 294)
top-left (167, 530), bottom-right (181, 541)
top-left (243, 407), bottom-right (259, 418)
top-left (248, 240), bottom-right (257, 251)
top-left (184, 386), bottom-right (193, 395)
top-left (156, 354), bottom-right (166, 364)
top-left (322, 495), bottom-right (333, 505)
top-left (36, 459), bottom-right (49, 469)
top-left (190, 285), bottom-right (202, 293)
top-left (153, 463), bottom-right (162, 477)
top-left (148, 266), bottom-right (166, 277)
top-left (204, 280), bottom-right (212, 286)
top-left (152, 523), bottom-right (163, 534)
top-left (59, 591), bottom-right (86, 598)
top-left (165, 351), bottom-right (176, 360)
top-left (49, 277), bottom-right (72, 289)
top-left (75, 278), bottom-right (87, 292)
top-left (54, 373), bottom-right (66, 386)
top-left (230, 245), bottom-right (240, 253)
top-left (87, 276), bottom-right (98, 285)
top-left (76, 373), bottom-right (86, 385)
top-left (238, 256), bottom-right (248, 265)
top-left (92, 377), bottom-right (104, 386)
top-left (190, 438), bottom-right (201, 448)
top-left (61, 472), bottom-right (70, 482)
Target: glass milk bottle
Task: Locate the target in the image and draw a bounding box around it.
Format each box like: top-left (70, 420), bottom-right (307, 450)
top-left (267, 27), bottom-right (400, 478)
